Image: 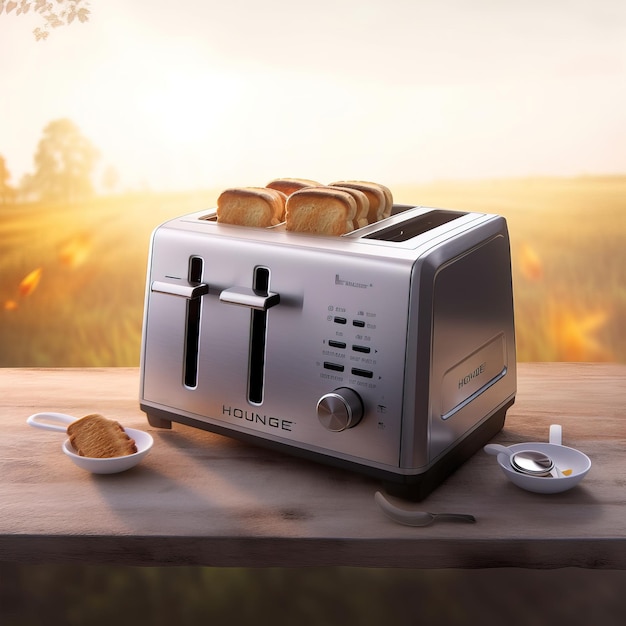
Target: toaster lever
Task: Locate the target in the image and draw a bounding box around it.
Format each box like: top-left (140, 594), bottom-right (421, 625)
top-left (151, 280), bottom-right (209, 299)
top-left (219, 287), bottom-right (280, 311)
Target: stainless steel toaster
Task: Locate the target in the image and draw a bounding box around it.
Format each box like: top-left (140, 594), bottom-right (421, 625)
top-left (139, 204), bottom-right (516, 499)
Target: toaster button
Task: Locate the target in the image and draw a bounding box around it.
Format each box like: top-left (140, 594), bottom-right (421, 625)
top-left (333, 316), bottom-right (347, 324)
top-left (351, 368), bottom-right (374, 379)
top-left (328, 340), bottom-right (347, 349)
top-left (352, 345), bottom-right (371, 354)
top-left (352, 319), bottom-right (366, 328)
top-left (323, 362), bottom-right (345, 372)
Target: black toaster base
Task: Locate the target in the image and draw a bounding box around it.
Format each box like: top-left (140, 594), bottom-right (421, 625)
top-left (381, 400), bottom-right (512, 501)
top-left (142, 399), bottom-right (512, 501)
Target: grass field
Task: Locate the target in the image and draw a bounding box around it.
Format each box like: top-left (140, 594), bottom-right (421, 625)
top-left (1, 177), bottom-right (625, 366)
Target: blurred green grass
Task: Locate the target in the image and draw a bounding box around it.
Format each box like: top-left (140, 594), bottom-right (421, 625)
top-left (1, 176), bottom-right (625, 366)
top-left (2, 564), bottom-right (626, 626)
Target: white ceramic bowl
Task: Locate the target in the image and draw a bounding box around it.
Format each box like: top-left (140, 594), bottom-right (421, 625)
top-left (28, 412), bottom-right (153, 474)
top-left (62, 427), bottom-right (153, 474)
top-left (491, 442), bottom-right (591, 494)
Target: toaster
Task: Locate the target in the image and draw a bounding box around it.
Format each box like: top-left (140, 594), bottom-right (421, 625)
top-left (139, 204), bottom-right (516, 500)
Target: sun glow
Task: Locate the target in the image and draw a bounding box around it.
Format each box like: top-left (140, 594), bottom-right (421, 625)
top-left (2, 0), bottom-right (625, 192)
top-left (134, 69), bottom-right (239, 144)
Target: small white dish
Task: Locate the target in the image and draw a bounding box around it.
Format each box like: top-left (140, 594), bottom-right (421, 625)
top-left (27, 411), bottom-right (153, 474)
top-left (484, 424), bottom-right (591, 494)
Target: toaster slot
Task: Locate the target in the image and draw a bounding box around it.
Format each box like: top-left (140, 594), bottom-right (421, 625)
top-left (248, 266), bottom-right (271, 405)
top-left (184, 256), bottom-right (204, 388)
top-left (364, 209), bottom-right (466, 242)
top-left (218, 266), bottom-right (281, 405)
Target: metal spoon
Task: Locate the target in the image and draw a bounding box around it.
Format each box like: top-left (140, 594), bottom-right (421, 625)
top-left (512, 451), bottom-right (554, 475)
top-left (374, 491), bottom-right (476, 527)
top-left (484, 444), bottom-right (563, 478)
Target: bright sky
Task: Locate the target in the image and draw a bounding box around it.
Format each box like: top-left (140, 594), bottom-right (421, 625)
top-left (1, 0), bottom-right (625, 191)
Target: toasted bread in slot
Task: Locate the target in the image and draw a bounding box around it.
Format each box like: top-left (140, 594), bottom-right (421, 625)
top-left (217, 187), bottom-right (286, 226)
top-left (266, 178), bottom-right (322, 197)
top-left (329, 185), bottom-right (370, 229)
top-left (286, 187), bottom-right (356, 236)
top-left (367, 181), bottom-right (393, 218)
top-left (329, 181), bottom-right (389, 223)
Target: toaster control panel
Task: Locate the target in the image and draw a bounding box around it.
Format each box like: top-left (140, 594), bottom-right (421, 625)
top-left (321, 308), bottom-right (379, 384)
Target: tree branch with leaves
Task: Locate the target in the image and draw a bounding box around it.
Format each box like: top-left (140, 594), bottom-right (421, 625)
top-left (0, 0), bottom-right (91, 40)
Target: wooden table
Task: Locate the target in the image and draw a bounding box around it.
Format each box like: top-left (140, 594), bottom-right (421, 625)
top-left (1, 364), bottom-right (624, 569)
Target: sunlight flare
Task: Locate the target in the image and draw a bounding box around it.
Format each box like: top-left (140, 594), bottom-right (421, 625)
top-left (58, 234), bottom-right (92, 268)
top-left (518, 242), bottom-right (543, 281)
top-left (18, 268), bottom-right (43, 297)
top-left (547, 301), bottom-right (613, 361)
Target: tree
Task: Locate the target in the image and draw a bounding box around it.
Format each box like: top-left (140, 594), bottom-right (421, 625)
top-left (0, 155), bottom-right (16, 204)
top-left (0, 0), bottom-right (90, 40)
top-left (31, 118), bottom-right (99, 202)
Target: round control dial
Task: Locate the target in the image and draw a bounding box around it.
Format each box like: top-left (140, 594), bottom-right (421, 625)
top-left (317, 388), bottom-right (364, 432)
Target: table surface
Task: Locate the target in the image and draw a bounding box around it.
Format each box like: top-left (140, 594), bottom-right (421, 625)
top-left (1, 363), bottom-right (625, 569)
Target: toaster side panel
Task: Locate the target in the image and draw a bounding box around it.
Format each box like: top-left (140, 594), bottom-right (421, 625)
top-left (400, 216), bottom-right (516, 470)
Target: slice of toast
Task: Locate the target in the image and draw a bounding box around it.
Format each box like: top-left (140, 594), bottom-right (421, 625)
top-left (374, 182), bottom-right (394, 218)
top-left (67, 413), bottom-right (137, 458)
top-left (330, 185), bottom-right (370, 229)
top-left (285, 187), bottom-right (356, 235)
top-left (266, 178), bottom-right (322, 197)
top-left (329, 181), bottom-right (391, 223)
top-left (217, 187), bottom-right (286, 226)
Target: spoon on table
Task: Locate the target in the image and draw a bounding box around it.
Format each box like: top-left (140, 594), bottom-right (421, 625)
top-left (374, 491), bottom-right (476, 527)
top-left (484, 444), bottom-right (563, 478)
